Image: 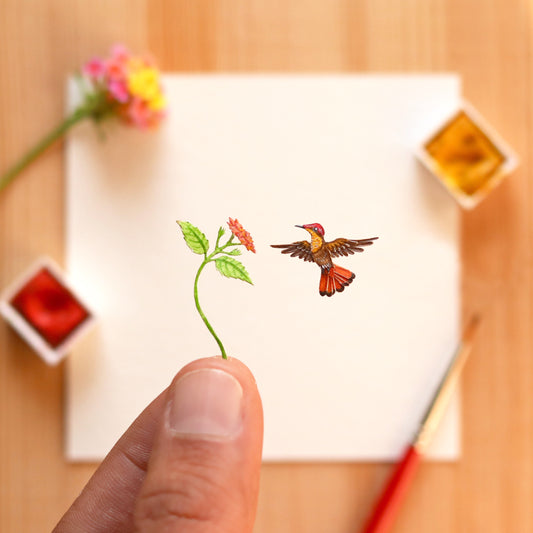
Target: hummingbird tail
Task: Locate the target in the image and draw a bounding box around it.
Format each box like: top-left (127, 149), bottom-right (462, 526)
top-left (319, 264), bottom-right (355, 297)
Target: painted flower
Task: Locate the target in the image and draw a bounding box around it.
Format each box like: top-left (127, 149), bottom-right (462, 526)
top-left (228, 218), bottom-right (256, 253)
top-left (178, 220), bottom-right (255, 359)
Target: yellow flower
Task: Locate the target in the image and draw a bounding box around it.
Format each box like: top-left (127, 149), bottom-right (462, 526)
top-left (148, 93), bottom-right (166, 112)
top-left (127, 63), bottom-right (163, 103)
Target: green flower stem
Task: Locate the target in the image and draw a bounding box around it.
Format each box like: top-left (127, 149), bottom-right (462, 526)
top-left (215, 227), bottom-right (225, 249)
top-left (194, 257), bottom-right (228, 359)
top-left (0, 106), bottom-right (92, 193)
top-left (193, 236), bottom-right (241, 360)
top-left (0, 85), bottom-right (118, 194)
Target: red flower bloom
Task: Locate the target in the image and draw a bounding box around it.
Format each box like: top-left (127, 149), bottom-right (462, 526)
top-left (228, 218), bottom-right (256, 253)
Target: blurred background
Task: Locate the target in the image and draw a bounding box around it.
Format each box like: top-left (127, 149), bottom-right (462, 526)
top-left (0, 1), bottom-right (531, 532)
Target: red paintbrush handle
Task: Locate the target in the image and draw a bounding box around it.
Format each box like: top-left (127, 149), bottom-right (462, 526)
top-left (361, 445), bottom-right (422, 533)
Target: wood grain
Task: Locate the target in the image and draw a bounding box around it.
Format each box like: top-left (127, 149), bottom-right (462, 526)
top-left (0, 1), bottom-right (531, 531)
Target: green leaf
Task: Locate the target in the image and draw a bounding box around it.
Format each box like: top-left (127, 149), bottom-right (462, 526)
top-left (177, 221), bottom-right (209, 255)
top-left (215, 256), bottom-right (253, 284)
top-left (223, 248), bottom-right (242, 256)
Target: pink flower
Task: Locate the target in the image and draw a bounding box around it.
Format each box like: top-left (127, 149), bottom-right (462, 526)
top-left (110, 44), bottom-right (130, 63)
top-left (108, 79), bottom-right (129, 103)
top-left (81, 44), bottom-right (166, 129)
top-left (0, 43), bottom-right (167, 194)
top-left (82, 58), bottom-right (106, 80)
top-left (228, 218), bottom-right (256, 253)
top-left (127, 98), bottom-right (153, 129)
top-left (105, 57), bottom-right (127, 81)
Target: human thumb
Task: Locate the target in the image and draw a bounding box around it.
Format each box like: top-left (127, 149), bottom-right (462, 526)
top-left (133, 356), bottom-right (263, 533)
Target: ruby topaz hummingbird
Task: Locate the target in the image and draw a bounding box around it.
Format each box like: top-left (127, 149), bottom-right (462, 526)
top-left (271, 223), bottom-right (378, 296)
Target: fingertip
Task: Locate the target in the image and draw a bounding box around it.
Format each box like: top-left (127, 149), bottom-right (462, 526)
top-left (175, 356), bottom-right (259, 391)
top-left (174, 355), bottom-right (264, 449)
top-left (174, 357), bottom-right (263, 422)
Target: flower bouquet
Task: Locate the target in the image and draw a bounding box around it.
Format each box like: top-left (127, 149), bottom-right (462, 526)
top-left (0, 45), bottom-right (166, 193)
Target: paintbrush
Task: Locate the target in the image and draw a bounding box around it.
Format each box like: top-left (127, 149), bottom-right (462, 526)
top-left (361, 315), bottom-right (481, 533)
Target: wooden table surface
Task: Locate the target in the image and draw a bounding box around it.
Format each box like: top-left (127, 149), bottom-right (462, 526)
top-left (1, 1), bottom-right (531, 531)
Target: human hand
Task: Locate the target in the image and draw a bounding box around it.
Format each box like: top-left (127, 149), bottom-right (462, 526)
top-left (54, 357), bottom-right (263, 532)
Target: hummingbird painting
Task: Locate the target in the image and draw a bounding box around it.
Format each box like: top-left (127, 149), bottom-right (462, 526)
top-left (271, 224), bottom-right (378, 297)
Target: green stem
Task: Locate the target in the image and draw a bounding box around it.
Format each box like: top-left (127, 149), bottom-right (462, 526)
top-left (0, 106), bottom-right (91, 193)
top-left (194, 257), bottom-right (228, 359)
top-left (192, 236), bottom-right (243, 359)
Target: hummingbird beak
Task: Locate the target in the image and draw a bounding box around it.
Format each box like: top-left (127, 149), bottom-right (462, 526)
top-left (295, 225), bottom-right (304, 229)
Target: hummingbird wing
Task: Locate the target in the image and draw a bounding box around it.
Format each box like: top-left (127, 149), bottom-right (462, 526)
top-left (270, 241), bottom-right (313, 262)
top-left (325, 237), bottom-right (378, 257)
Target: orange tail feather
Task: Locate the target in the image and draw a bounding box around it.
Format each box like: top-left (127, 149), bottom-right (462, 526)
top-left (319, 264), bottom-right (355, 297)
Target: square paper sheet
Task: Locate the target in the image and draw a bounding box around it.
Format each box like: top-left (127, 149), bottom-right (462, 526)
top-left (66, 75), bottom-right (460, 461)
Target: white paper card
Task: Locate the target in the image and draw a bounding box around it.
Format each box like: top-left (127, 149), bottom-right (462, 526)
top-left (66, 75), bottom-right (460, 461)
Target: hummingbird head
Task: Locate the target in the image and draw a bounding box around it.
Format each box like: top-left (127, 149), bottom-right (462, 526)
top-left (296, 223), bottom-right (325, 237)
